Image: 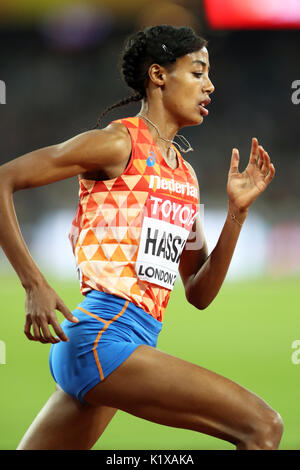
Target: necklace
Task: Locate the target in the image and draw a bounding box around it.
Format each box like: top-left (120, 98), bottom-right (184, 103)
top-left (137, 114), bottom-right (194, 154)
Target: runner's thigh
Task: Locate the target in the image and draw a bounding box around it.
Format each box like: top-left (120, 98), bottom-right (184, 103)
top-left (18, 386), bottom-right (117, 450)
top-left (84, 345), bottom-right (276, 445)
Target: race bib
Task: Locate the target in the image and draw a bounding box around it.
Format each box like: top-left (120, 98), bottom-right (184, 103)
top-left (135, 193), bottom-right (198, 290)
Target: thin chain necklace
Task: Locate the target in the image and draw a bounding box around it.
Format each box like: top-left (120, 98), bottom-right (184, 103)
top-left (137, 114), bottom-right (194, 154)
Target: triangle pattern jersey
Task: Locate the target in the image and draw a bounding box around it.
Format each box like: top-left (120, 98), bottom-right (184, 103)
top-left (68, 117), bottom-right (200, 322)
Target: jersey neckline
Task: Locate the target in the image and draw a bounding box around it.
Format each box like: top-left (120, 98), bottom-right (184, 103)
top-left (135, 116), bottom-right (182, 172)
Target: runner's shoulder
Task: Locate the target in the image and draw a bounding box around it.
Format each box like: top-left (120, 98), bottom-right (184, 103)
top-left (88, 121), bottom-right (132, 162)
top-left (183, 159), bottom-right (197, 180)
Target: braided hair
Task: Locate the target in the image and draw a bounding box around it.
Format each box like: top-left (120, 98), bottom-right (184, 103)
top-left (93, 25), bottom-right (207, 128)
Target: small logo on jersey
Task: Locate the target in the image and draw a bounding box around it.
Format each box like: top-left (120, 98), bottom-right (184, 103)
top-left (147, 151), bottom-right (156, 167)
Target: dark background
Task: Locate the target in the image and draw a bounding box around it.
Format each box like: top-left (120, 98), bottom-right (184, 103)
top-left (0, 1), bottom-right (299, 230)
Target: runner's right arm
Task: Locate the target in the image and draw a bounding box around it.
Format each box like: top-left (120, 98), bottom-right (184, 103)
top-left (0, 125), bottom-right (131, 344)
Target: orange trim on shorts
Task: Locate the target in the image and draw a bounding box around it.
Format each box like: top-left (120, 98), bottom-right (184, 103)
top-left (78, 301), bottom-right (130, 381)
top-left (77, 306), bottom-right (107, 325)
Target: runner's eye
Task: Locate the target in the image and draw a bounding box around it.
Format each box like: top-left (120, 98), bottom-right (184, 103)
top-left (193, 73), bottom-right (203, 78)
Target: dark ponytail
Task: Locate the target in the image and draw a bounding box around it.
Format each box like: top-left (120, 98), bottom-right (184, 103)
top-left (94, 25), bottom-right (207, 128)
top-left (92, 93), bottom-right (143, 130)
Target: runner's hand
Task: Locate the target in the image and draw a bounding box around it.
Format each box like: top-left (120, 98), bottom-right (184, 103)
top-left (227, 138), bottom-right (275, 211)
top-left (24, 280), bottom-right (79, 344)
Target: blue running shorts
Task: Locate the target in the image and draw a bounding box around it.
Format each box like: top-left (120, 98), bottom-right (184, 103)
top-left (49, 290), bottom-right (163, 403)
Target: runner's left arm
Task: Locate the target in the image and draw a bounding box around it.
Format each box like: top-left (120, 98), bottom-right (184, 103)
top-left (179, 139), bottom-right (275, 310)
top-left (179, 197), bottom-right (247, 310)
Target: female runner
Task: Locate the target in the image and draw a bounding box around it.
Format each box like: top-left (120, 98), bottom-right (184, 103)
top-left (0, 25), bottom-right (282, 450)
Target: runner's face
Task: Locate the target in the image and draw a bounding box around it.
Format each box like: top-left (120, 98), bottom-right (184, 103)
top-left (163, 48), bottom-right (214, 126)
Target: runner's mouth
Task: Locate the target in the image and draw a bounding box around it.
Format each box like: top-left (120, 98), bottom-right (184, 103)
top-left (198, 97), bottom-right (211, 116)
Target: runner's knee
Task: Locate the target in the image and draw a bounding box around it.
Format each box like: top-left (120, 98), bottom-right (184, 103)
top-left (240, 408), bottom-right (283, 450)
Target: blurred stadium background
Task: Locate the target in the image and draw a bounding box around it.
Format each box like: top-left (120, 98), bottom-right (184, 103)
top-left (0, 0), bottom-right (299, 450)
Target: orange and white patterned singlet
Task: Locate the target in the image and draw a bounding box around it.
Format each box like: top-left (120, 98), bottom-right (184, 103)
top-left (68, 117), bottom-right (199, 322)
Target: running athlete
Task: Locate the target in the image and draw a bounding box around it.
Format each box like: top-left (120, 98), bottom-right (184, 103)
top-left (0, 25), bottom-right (282, 450)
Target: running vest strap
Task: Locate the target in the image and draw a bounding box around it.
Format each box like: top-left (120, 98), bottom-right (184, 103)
top-left (68, 117), bottom-right (199, 322)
